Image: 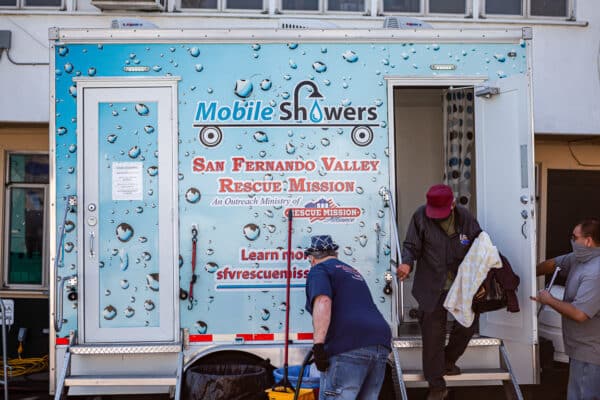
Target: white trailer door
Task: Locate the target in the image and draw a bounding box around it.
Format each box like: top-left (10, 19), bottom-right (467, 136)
top-left (474, 74), bottom-right (538, 384)
top-left (76, 79), bottom-right (179, 343)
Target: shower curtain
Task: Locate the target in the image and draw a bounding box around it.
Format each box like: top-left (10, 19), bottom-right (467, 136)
top-left (443, 88), bottom-right (475, 211)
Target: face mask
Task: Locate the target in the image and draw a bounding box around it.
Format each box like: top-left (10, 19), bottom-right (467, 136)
top-left (571, 239), bottom-right (600, 263)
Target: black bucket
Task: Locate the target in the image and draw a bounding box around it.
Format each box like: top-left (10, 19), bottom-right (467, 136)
top-left (183, 363), bottom-right (271, 400)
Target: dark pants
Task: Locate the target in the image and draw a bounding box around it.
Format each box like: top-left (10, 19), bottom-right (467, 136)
top-left (418, 292), bottom-right (478, 389)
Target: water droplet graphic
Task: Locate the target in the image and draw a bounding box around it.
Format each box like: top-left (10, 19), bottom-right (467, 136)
top-left (343, 246), bottom-right (353, 256)
top-left (144, 125), bottom-right (155, 134)
top-left (64, 63), bottom-right (74, 73)
top-left (261, 309), bottom-right (271, 320)
top-left (189, 47), bottom-right (200, 57)
top-left (58, 46), bottom-right (69, 56)
top-left (358, 235), bottom-right (368, 247)
top-left (64, 220), bottom-right (75, 233)
top-left (494, 54), bottom-right (506, 63)
top-left (128, 146), bottom-right (141, 158)
top-left (87, 67), bottom-right (96, 76)
top-left (125, 306), bottom-right (135, 318)
top-left (119, 249), bottom-right (129, 271)
top-left (135, 104), bottom-right (149, 116)
top-left (309, 101), bottom-right (323, 123)
top-left (285, 142), bottom-right (296, 154)
top-left (356, 186), bottom-right (364, 194)
top-left (253, 131), bottom-right (268, 143)
top-left (104, 289), bottom-right (111, 296)
top-left (259, 79), bottom-right (272, 91)
top-left (287, 43), bottom-right (298, 50)
top-left (381, 58), bottom-right (390, 66)
top-left (142, 252), bottom-right (152, 261)
top-left (243, 223), bottom-right (260, 241)
top-left (103, 305), bottom-right (117, 320)
top-left (107, 134), bottom-right (117, 143)
top-left (147, 166), bottom-right (158, 176)
top-left (57, 126), bottom-right (67, 136)
top-left (289, 59), bottom-right (298, 69)
top-left (252, 44), bottom-right (261, 51)
top-left (401, 52), bottom-right (409, 60)
top-left (185, 188), bottom-right (201, 203)
top-left (204, 262), bottom-right (218, 273)
top-left (195, 321), bottom-right (208, 334)
top-left (152, 65), bottom-right (162, 72)
top-left (312, 61), bottom-right (327, 73)
top-left (120, 279), bottom-right (130, 289)
top-left (320, 138), bottom-right (330, 147)
top-left (64, 242), bottom-right (74, 253)
top-left (69, 85), bottom-right (77, 97)
top-left (116, 223), bottom-right (134, 242)
top-left (234, 79), bottom-right (253, 98)
top-left (144, 299), bottom-right (155, 311)
top-left (341, 99), bottom-right (351, 106)
top-left (146, 273), bottom-right (159, 291)
top-left (342, 50), bottom-right (358, 63)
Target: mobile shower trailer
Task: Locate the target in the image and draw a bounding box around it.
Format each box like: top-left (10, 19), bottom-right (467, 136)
top-left (49, 26), bottom-right (538, 397)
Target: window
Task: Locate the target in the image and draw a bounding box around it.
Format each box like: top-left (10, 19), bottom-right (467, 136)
top-left (484, 0), bottom-right (571, 18)
top-left (281, 0), bottom-right (319, 12)
top-left (382, 0), bottom-right (468, 15)
top-left (3, 153), bottom-right (49, 290)
top-left (180, 0), bottom-right (265, 11)
top-left (0, 0), bottom-right (61, 8)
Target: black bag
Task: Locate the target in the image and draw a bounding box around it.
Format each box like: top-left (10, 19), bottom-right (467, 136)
top-left (472, 269), bottom-right (507, 314)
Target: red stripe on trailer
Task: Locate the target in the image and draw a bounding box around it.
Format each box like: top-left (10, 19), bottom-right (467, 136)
top-left (236, 333), bottom-right (275, 341)
top-left (296, 332), bottom-right (313, 340)
top-left (189, 334), bottom-right (214, 342)
top-left (56, 338), bottom-right (69, 345)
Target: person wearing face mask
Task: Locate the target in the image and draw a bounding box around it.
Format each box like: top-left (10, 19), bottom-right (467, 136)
top-left (532, 218), bottom-right (600, 400)
top-left (397, 184), bottom-right (482, 400)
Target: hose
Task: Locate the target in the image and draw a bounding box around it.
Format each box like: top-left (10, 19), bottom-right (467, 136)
top-left (0, 355), bottom-right (48, 378)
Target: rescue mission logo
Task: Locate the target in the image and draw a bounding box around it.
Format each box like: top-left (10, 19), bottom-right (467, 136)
top-left (193, 80), bottom-right (379, 148)
top-left (286, 198), bottom-right (361, 224)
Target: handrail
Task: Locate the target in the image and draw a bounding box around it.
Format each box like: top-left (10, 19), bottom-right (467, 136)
top-left (382, 187), bottom-right (405, 325)
top-left (54, 196), bottom-right (75, 333)
top-left (0, 299), bottom-right (8, 400)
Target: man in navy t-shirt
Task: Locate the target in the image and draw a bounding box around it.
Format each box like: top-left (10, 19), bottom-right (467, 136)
top-left (304, 234), bottom-right (391, 400)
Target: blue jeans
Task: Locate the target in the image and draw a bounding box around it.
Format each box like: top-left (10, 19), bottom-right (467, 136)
top-left (319, 345), bottom-right (390, 400)
top-left (568, 358), bottom-right (600, 400)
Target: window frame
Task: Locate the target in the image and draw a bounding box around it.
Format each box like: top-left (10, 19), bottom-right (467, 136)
top-left (380, 0), bottom-right (473, 17)
top-left (3, 152), bottom-right (49, 292)
top-left (178, 0), bottom-right (267, 12)
top-left (480, 0), bottom-right (574, 19)
top-left (0, 0), bottom-right (63, 10)
top-left (278, 0), bottom-right (323, 14)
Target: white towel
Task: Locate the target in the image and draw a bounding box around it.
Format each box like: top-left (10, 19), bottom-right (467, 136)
top-left (443, 231), bottom-right (502, 327)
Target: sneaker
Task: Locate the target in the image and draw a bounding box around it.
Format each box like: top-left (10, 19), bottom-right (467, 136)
top-left (444, 362), bottom-right (461, 376)
top-left (426, 387), bottom-right (449, 400)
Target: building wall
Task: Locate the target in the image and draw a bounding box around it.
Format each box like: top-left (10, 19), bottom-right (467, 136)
top-left (0, 1), bottom-right (599, 134)
top-left (0, 124), bottom-right (48, 298)
top-left (535, 136), bottom-right (600, 261)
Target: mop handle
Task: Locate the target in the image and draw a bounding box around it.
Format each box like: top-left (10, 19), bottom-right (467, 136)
top-left (537, 266), bottom-right (561, 317)
top-left (284, 209), bottom-right (293, 368)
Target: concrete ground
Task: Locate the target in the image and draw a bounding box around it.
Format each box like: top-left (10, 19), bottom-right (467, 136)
top-left (7, 361), bottom-right (568, 399)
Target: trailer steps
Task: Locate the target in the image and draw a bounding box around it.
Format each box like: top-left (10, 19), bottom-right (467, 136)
top-left (55, 343), bottom-right (184, 400)
top-left (391, 336), bottom-right (524, 400)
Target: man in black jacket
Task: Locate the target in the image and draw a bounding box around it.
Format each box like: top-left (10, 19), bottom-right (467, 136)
top-left (396, 184), bottom-right (482, 400)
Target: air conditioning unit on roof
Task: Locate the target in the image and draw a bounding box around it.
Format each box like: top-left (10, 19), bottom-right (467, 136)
top-left (279, 19), bottom-right (340, 30)
top-left (383, 16), bottom-right (432, 29)
top-left (92, 0), bottom-right (164, 11)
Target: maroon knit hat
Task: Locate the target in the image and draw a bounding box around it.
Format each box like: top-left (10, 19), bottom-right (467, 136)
top-left (425, 184), bottom-right (454, 219)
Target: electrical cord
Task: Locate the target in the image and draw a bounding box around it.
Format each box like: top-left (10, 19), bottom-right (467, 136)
top-left (0, 355), bottom-right (48, 378)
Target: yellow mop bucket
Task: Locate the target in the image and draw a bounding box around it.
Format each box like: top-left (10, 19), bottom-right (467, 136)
top-left (265, 387), bottom-right (316, 400)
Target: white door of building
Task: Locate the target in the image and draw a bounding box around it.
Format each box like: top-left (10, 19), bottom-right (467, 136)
top-left (76, 78), bottom-right (179, 343)
top-left (474, 74), bottom-right (538, 384)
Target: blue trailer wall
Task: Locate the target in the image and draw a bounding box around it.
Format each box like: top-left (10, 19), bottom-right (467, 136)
top-left (53, 39), bottom-right (527, 340)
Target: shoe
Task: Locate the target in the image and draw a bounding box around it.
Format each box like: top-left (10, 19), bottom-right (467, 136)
top-left (444, 362), bottom-right (461, 376)
top-left (426, 387), bottom-right (449, 400)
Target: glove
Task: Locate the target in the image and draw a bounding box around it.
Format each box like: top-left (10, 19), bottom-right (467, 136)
top-left (312, 343), bottom-right (329, 372)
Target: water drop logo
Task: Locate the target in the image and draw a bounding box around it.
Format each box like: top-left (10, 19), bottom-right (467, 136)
top-left (309, 100), bottom-right (323, 123)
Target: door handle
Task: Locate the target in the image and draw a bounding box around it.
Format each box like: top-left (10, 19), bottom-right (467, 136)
top-left (89, 231), bottom-right (95, 258)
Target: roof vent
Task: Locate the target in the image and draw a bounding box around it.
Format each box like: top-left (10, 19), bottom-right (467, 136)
top-left (279, 19), bottom-right (339, 30)
top-left (383, 16), bottom-right (432, 29)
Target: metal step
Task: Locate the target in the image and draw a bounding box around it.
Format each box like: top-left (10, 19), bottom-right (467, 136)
top-left (401, 369), bottom-right (510, 382)
top-left (69, 343), bottom-right (181, 355)
top-left (393, 336), bottom-right (502, 348)
top-left (65, 374), bottom-right (177, 387)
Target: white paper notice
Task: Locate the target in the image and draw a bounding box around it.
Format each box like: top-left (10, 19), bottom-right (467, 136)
top-left (112, 162), bottom-right (143, 201)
